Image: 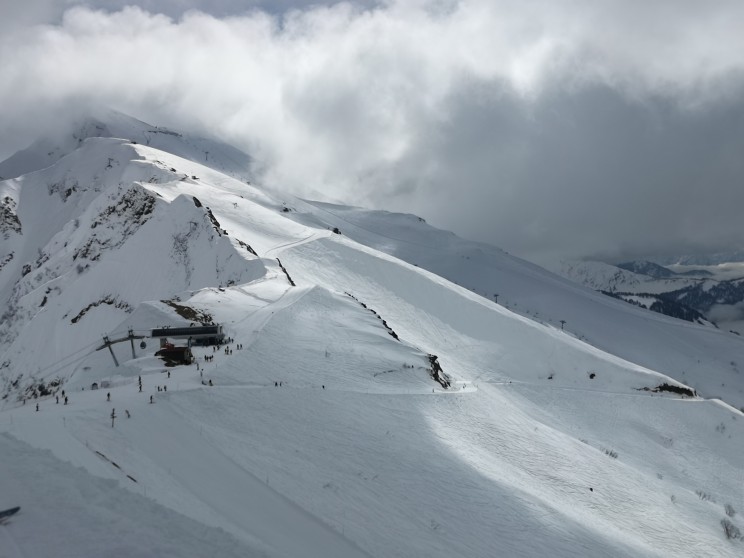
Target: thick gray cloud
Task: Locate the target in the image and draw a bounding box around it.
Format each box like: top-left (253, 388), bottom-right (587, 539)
top-left (1, 0), bottom-right (744, 262)
top-left (387, 83), bottom-right (744, 261)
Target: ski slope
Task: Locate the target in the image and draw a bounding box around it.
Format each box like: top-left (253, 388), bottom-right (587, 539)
top-left (1, 114), bottom-right (743, 557)
top-left (283, 202), bottom-right (744, 410)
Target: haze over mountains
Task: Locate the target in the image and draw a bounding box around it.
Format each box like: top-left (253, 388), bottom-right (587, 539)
top-left (0, 112), bottom-right (742, 557)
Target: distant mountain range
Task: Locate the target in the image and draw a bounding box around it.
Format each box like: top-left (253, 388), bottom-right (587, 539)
top-left (616, 260), bottom-right (713, 279)
top-left (554, 258), bottom-right (744, 333)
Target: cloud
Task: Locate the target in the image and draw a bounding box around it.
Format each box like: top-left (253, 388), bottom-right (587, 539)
top-left (2, 0), bottom-right (744, 261)
top-left (0, 0), bottom-right (63, 32)
top-left (708, 302), bottom-right (744, 324)
top-left (387, 82), bottom-right (744, 262)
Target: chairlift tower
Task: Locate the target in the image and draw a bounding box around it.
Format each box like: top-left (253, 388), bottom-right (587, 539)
top-left (96, 328), bottom-right (146, 367)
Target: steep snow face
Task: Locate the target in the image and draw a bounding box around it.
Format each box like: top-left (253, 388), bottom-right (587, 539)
top-left (0, 138), bottom-right (265, 392)
top-left (0, 122), bottom-right (743, 558)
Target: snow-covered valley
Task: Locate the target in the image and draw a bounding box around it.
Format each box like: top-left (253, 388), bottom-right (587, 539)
top-left (1, 114), bottom-right (742, 557)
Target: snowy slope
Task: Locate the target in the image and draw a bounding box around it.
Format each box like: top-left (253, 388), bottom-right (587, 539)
top-left (281, 202), bottom-right (744, 409)
top-left (1, 117), bottom-right (743, 557)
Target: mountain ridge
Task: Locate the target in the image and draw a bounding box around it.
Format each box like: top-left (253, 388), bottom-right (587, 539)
top-left (0, 113), bottom-right (742, 558)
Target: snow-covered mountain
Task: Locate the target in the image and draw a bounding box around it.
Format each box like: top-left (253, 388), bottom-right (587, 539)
top-left (1, 113), bottom-right (743, 557)
top-left (0, 108), bottom-right (253, 183)
top-left (553, 258), bottom-right (744, 334)
top-left (659, 252), bottom-right (744, 267)
top-left (556, 258), bottom-right (701, 294)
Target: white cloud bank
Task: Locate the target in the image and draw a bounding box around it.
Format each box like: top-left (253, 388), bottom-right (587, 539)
top-left (2, 0), bottom-right (744, 260)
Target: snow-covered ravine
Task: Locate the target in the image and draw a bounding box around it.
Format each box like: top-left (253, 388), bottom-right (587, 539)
top-left (1, 114), bottom-right (743, 557)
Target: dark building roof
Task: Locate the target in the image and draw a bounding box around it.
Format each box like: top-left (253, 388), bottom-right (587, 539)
top-left (151, 325), bottom-right (222, 339)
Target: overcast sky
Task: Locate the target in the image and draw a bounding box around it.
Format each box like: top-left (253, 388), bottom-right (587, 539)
top-left (2, 0), bottom-right (744, 263)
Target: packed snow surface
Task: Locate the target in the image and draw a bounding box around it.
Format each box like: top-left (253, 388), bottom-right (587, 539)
top-left (1, 115), bottom-right (743, 557)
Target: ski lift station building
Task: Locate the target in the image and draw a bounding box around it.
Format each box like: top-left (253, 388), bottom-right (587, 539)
top-left (150, 325), bottom-right (224, 346)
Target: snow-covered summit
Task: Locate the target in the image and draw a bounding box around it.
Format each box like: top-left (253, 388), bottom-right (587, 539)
top-left (0, 108), bottom-right (253, 182)
top-left (0, 114), bottom-right (742, 558)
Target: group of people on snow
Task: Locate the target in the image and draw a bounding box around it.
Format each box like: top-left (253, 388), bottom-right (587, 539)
top-left (25, 337), bottom-right (238, 424)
